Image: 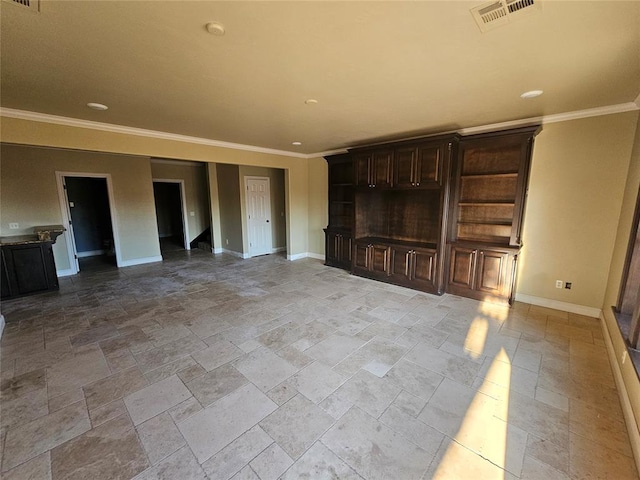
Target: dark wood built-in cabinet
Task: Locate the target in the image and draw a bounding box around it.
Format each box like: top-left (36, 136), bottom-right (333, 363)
top-left (1, 241), bottom-right (59, 299)
top-left (324, 125), bottom-right (540, 305)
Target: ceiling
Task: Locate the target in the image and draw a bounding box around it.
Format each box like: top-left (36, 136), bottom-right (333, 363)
top-left (1, 1), bottom-right (639, 155)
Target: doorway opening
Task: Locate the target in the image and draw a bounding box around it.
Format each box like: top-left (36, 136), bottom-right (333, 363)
top-left (153, 179), bottom-right (189, 254)
top-left (56, 173), bottom-right (121, 274)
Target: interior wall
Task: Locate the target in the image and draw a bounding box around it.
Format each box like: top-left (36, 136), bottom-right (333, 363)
top-left (207, 163), bottom-right (223, 253)
top-left (238, 166), bottom-right (286, 253)
top-left (517, 111), bottom-right (640, 308)
top-left (65, 177), bottom-right (113, 254)
top-left (150, 161), bottom-right (210, 243)
top-left (0, 143), bottom-right (161, 270)
top-left (216, 164), bottom-right (243, 254)
top-left (0, 117), bottom-right (309, 257)
top-left (602, 115), bottom-right (640, 432)
top-left (307, 156), bottom-right (328, 256)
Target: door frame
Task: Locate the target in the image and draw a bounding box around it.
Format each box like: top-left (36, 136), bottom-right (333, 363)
top-left (55, 172), bottom-right (123, 274)
top-left (244, 176), bottom-right (273, 257)
top-left (152, 178), bottom-right (190, 251)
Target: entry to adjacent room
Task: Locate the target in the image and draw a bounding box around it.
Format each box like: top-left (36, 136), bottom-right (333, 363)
top-left (153, 180), bottom-right (189, 253)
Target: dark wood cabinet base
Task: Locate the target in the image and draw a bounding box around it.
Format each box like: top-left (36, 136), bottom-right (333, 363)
top-left (1, 242), bottom-right (59, 300)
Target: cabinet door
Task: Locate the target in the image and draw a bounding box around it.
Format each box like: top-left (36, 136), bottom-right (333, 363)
top-left (8, 244), bottom-right (50, 294)
top-left (448, 246), bottom-right (476, 290)
top-left (476, 249), bottom-right (509, 297)
top-left (339, 235), bottom-right (352, 265)
top-left (0, 251), bottom-right (12, 298)
top-left (389, 246), bottom-right (412, 282)
top-left (412, 249), bottom-right (437, 289)
top-left (393, 147), bottom-right (416, 188)
top-left (415, 145), bottom-right (441, 187)
top-left (325, 232), bottom-right (340, 264)
top-left (354, 154), bottom-right (371, 187)
top-left (353, 243), bottom-right (370, 270)
top-left (372, 151), bottom-right (393, 188)
top-left (370, 245), bottom-right (390, 274)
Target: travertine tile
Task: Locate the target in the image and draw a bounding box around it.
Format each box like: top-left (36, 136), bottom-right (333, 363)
top-left (0, 386), bottom-right (48, 429)
top-left (331, 370), bottom-right (401, 418)
top-left (280, 442), bottom-right (362, 480)
top-left (89, 399), bottom-right (128, 427)
top-left (391, 390), bottom-right (429, 417)
top-left (46, 347), bottom-right (111, 398)
top-left (426, 438), bottom-right (510, 480)
top-left (144, 324), bottom-right (192, 347)
top-left (134, 334), bottom-right (207, 373)
top-left (1, 451), bottom-right (51, 480)
top-left (288, 361), bottom-right (345, 404)
top-left (233, 348), bottom-right (298, 392)
top-left (525, 434), bottom-right (569, 475)
top-left (259, 394), bottom-right (334, 459)
top-left (178, 383), bottom-right (277, 463)
top-left (384, 358), bottom-right (443, 400)
top-left (249, 443), bottom-right (293, 480)
top-left (185, 363), bottom-right (247, 406)
top-left (137, 412), bottom-right (186, 465)
top-left (322, 406), bottom-right (432, 480)
top-left (133, 445), bottom-right (207, 480)
top-left (201, 425), bottom-right (273, 480)
top-left (50, 413), bottom-right (148, 479)
top-left (192, 340), bottom-right (243, 371)
top-left (144, 356), bottom-right (198, 384)
top-left (49, 388), bottom-right (84, 413)
top-left (104, 348), bottom-right (138, 372)
top-left (379, 405), bottom-right (444, 456)
top-left (0, 368), bottom-right (46, 402)
top-left (230, 465), bottom-right (260, 480)
top-left (124, 375), bottom-right (191, 425)
top-left (176, 362), bottom-right (206, 383)
top-left (569, 432), bottom-right (638, 479)
top-left (83, 366), bottom-right (149, 410)
top-left (2, 401), bottom-right (91, 472)
top-left (167, 396), bottom-right (202, 424)
top-left (520, 455), bottom-right (569, 479)
top-left (266, 381), bottom-right (298, 406)
top-left (304, 333), bottom-right (367, 367)
top-left (404, 342), bottom-right (481, 386)
top-left (69, 322), bottom-right (119, 348)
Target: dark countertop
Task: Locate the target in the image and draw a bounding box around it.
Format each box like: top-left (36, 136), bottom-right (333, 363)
top-left (1, 225), bottom-right (66, 246)
top-left (0, 235), bottom-right (48, 246)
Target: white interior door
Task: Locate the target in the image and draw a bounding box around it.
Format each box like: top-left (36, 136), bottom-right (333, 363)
top-left (62, 176), bottom-right (80, 272)
top-left (246, 177), bottom-right (272, 257)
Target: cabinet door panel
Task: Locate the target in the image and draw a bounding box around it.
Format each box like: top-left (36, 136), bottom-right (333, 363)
top-left (11, 246), bottom-right (49, 294)
top-left (448, 247), bottom-right (476, 289)
top-left (416, 145), bottom-right (441, 186)
top-left (476, 250), bottom-right (508, 296)
top-left (354, 243), bottom-right (370, 270)
top-left (394, 148), bottom-right (416, 188)
top-left (372, 151), bottom-right (393, 188)
top-left (389, 247), bottom-right (412, 281)
top-left (370, 245), bottom-right (389, 274)
top-left (326, 232), bottom-right (340, 263)
top-left (355, 154), bottom-right (371, 187)
top-left (413, 249), bottom-right (436, 286)
top-left (340, 235), bottom-right (352, 264)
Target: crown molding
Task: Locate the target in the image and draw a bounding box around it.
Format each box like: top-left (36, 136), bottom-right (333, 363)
top-left (2, 102), bottom-right (638, 160)
top-left (0, 107), bottom-right (309, 159)
top-left (151, 158), bottom-right (203, 167)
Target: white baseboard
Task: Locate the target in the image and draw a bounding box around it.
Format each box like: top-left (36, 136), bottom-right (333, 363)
top-left (213, 247), bottom-right (223, 254)
top-left (77, 249), bottom-right (106, 258)
top-left (119, 256), bottom-right (163, 267)
top-left (287, 252), bottom-right (325, 261)
top-left (56, 268), bottom-right (76, 277)
top-left (600, 313), bottom-right (640, 472)
top-left (514, 293), bottom-right (602, 317)
top-left (221, 249), bottom-right (248, 259)
top-left (0, 315), bottom-right (5, 340)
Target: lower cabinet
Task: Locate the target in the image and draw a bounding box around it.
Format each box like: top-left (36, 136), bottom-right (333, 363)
top-left (353, 242), bottom-right (390, 277)
top-left (1, 241), bottom-right (59, 300)
top-left (388, 246), bottom-right (438, 293)
top-left (447, 243), bottom-right (517, 304)
top-left (324, 230), bottom-right (352, 270)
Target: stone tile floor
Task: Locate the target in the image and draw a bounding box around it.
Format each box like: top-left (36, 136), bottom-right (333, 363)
top-left (0, 250), bottom-right (638, 479)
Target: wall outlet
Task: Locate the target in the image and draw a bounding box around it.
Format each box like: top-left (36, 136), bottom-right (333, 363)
top-left (9, 223), bottom-right (19, 229)
top-left (565, 282), bottom-right (572, 289)
top-left (226, 239), bottom-right (229, 245)
top-left (555, 280), bottom-right (563, 289)
top-left (189, 211), bottom-right (195, 217)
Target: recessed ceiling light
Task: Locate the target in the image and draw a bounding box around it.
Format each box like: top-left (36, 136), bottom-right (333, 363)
top-left (87, 102), bottom-right (108, 111)
top-left (305, 99), bottom-right (318, 105)
top-left (520, 90), bottom-right (543, 99)
top-left (206, 22), bottom-right (225, 36)
top-left (292, 141), bottom-right (302, 146)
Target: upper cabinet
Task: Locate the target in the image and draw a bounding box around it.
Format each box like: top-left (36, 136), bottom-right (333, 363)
top-left (355, 150), bottom-right (393, 188)
top-left (449, 126), bottom-right (540, 247)
top-left (394, 143), bottom-right (443, 188)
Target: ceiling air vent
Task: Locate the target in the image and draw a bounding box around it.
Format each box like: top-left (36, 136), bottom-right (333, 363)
top-left (2, 0), bottom-right (40, 13)
top-left (471, 0), bottom-right (541, 33)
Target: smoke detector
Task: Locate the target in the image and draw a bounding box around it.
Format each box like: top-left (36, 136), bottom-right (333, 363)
top-left (470, 0), bottom-right (542, 33)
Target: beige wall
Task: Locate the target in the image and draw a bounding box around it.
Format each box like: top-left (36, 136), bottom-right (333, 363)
top-left (207, 163), bottom-right (223, 252)
top-left (602, 116), bottom-right (640, 432)
top-left (0, 117), bottom-right (311, 257)
top-left (216, 164), bottom-right (243, 254)
top-left (307, 157), bottom-right (328, 256)
top-left (239, 166), bottom-right (287, 252)
top-left (0, 144), bottom-right (160, 270)
top-left (517, 112), bottom-right (640, 308)
top-left (150, 161), bottom-right (210, 243)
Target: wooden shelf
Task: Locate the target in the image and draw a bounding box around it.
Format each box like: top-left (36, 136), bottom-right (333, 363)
top-left (458, 201), bottom-right (515, 206)
top-left (459, 172), bottom-right (518, 179)
top-left (457, 220), bottom-right (513, 226)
